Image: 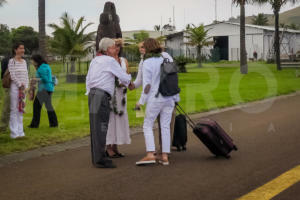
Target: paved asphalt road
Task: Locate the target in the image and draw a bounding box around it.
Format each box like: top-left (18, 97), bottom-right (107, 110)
top-left (0, 94), bottom-right (300, 200)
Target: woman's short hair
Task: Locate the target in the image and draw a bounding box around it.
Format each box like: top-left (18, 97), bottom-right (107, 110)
top-left (12, 41), bottom-right (24, 56)
top-left (99, 38), bottom-right (115, 53)
top-left (31, 54), bottom-right (47, 67)
top-left (143, 38), bottom-right (162, 54)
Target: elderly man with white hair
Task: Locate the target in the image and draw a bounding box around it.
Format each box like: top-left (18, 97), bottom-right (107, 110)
top-left (86, 38), bottom-right (132, 168)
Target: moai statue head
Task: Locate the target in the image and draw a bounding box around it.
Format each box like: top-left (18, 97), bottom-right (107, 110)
top-left (96, 1), bottom-right (122, 52)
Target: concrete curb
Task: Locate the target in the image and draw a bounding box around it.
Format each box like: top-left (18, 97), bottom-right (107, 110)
top-left (0, 91), bottom-right (299, 167)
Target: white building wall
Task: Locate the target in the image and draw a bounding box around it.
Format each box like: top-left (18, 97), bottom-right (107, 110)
top-left (165, 22), bottom-right (300, 61)
top-left (291, 33), bottom-right (300, 54)
top-left (297, 35), bottom-right (300, 53)
top-left (229, 35), bottom-right (239, 61)
top-left (263, 34), bottom-right (271, 60)
top-left (246, 34), bottom-right (264, 60)
top-left (165, 34), bottom-right (184, 57)
top-left (205, 23), bottom-right (264, 61)
top-left (228, 34), bottom-right (264, 61)
top-left (262, 31), bottom-right (300, 60)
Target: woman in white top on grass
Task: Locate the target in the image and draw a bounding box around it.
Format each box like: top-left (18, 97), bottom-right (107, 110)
top-left (135, 38), bottom-right (178, 166)
top-left (106, 39), bottom-right (131, 158)
top-left (8, 42), bottom-right (29, 139)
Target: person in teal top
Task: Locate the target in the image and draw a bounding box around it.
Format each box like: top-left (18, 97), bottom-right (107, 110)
top-left (36, 63), bottom-right (54, 92)
top-left (28, 54), bottom-right (58, 128)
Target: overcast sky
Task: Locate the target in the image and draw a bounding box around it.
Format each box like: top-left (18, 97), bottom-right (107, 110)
top-left (0, 0), bottom-right (299, 35)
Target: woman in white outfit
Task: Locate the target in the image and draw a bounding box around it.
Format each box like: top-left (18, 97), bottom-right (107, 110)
top-left (8, 42), bottom-right (29, 139)
top-left (135, 38), bottom-right (178, 166)
top-left (129, 43), bottom-right (177, 158)
top-left (106, 39), bottom-right (131, 158)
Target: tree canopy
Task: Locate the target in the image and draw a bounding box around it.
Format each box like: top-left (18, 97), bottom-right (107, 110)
top-left (185, 24), bottom-right (213, 67)
top-left (48, 12), bottom-right (95, 59)
top-left (252, 13), bottom-right (269, 25)
top-left (11, 26), bottom-right (39, 55)
top-left (0, 24), bottom-right (11, 55)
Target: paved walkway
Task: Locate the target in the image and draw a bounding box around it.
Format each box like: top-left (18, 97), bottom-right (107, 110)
top-left (0, 92), bottom-right (300, 200)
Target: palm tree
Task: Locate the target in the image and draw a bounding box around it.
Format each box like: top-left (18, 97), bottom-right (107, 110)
top-left (154, 25), bottom-right (161, 31)
top-left (232, 0), bottom-right (249, 74)
top-left (185, 24), bottom-right (213, 68)
top-left (258, 0), bottom-right (298, 70)
top-left (252, 13), bottom-right (269, 25)
top-left (48, 12), bottom-right (95, 73)
top-left (0, 0), bottom-right (6, 7)
top-left (280, 23), bottom-right (287, 28)
top-left (288, 23), bottom-right (299, 30)
top-left (38, 0), bottom-right (47, 58)
top-left (185, 24), bottom-right (192, 30)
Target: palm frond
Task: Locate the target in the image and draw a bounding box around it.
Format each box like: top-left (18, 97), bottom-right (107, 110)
top-left (75, 17), bottom-right (85, 33)
top-left (48, 12), bottom-right (95, 58)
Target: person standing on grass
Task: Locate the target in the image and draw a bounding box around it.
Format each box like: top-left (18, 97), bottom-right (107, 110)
top-left (86, 38), bottom-right (131, 168)
top-left (28, 54), bottom-right (58, 128)
top-left (106, 39), bottom-right (131, 158)
top-left (8, 42), bottom-right (29, 139)
top-left (135, 38), bottom-right (179, 166)
top-left (0, 54), bottom-right (12, 132)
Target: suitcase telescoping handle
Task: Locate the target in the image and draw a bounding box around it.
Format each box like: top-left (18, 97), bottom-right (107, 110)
top-left (175, 102), bottom-right (196, 129)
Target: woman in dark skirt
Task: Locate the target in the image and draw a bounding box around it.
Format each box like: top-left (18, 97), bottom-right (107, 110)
top-left (28, 54), bottom-right (58, 128)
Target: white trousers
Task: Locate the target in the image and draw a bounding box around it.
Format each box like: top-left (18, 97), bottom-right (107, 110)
top-left (9, 83), bottom-right (25, 139)
top-left (143, 100), bottom-right (175, 153)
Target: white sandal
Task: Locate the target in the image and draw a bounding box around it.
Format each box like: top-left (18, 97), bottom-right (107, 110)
top-left (136, 157), bottom-right (156, 166)
top-left (158, 159), bottom-right (169, 166)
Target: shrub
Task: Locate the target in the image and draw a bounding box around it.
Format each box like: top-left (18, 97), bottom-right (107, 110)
top-left (174, 55), bottom-right (188, 73)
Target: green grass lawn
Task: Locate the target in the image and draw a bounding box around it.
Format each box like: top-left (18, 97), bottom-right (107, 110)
top-left (0, 61), bottom-right (300, 155)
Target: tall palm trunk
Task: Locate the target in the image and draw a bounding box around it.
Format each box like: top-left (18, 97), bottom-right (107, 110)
top-left (240, 1), bottom-right (248, 74)
top-left (197, 46), bottom-right (202, 68)
top-left (38, 0), bottom-right (47, 58)
top-left (274, 10), bottom-right (281, 71)
top-left (70, 57), bottom-right (76, 73)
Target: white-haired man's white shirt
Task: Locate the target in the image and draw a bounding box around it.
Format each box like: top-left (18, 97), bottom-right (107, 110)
top-left (86, 55), bottom-right (131, 96)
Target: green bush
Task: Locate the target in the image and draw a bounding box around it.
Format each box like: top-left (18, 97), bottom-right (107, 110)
top-left (209, 47), bottom-right (221, 62)
top-left (123, 44), bottom-right (140, 62)
top-left (174, 56), bottom-right (188, 73)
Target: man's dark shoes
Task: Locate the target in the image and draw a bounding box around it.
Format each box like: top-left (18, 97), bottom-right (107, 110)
top-left (94, 160), bottom-right (116, 168)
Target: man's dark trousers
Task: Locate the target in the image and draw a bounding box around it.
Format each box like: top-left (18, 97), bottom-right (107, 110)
top-left (88, 88), bottom-right (111, 166)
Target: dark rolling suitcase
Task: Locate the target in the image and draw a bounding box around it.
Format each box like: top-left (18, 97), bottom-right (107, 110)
top-left (175, 103), bottom-right (238, 158)
top-left (172, 114), bottom-right (187, 151)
